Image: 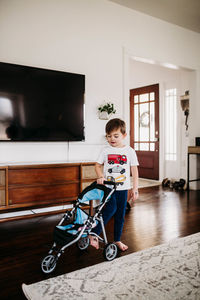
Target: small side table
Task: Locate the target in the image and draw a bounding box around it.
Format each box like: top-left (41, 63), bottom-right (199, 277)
top-left (187, 146), bottom-right (200, 191)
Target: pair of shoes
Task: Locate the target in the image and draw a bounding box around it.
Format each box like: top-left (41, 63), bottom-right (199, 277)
top-left (89, 235), bottom-right (99, 249)
top-left (115, 241), bottom-right (128, 251)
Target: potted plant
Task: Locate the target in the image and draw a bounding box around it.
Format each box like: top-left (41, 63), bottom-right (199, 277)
top-left (98, 102), bottom-right (116, 120)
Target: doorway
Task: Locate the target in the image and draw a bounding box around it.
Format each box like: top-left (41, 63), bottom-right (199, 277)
top-left (130, 84), bottom-right (159, 180)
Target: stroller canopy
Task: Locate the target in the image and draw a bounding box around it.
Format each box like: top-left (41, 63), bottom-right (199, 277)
top-left (78, 181), bottom-right (112, 204)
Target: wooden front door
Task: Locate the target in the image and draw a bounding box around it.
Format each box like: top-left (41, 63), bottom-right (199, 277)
top-left (130, 84), bottom-right (159, 180)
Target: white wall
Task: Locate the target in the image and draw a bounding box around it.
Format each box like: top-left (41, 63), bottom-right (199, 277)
top-left (0, 0), bottom-right (200, 166)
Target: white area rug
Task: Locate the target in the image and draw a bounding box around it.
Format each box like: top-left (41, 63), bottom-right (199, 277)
top-left (22, 232), bottom-right (200, 300)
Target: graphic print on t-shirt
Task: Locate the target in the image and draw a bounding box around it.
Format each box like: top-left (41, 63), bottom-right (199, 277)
top-left (107, 174), bottom-right (126, 186)
top-left (97, 145), bottom-right (139, 190)
top-left (106, 154), bottom-right (127, 186)
top-left (107, 154), bottom-right (127, 165)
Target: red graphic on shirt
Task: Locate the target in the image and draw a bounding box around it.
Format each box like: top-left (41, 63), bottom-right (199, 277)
top-left (107, 154), bottom-right (127, 165)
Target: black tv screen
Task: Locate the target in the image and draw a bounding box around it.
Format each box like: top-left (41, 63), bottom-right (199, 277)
top-left (0, 62), bottom-right (85, 141)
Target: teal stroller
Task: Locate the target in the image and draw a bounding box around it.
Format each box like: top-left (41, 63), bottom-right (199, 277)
top-left (41, 181), bottom-right (118, 274)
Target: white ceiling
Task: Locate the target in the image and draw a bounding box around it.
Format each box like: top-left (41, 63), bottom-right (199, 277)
top-left (109, 0), bottom-right (200, 33)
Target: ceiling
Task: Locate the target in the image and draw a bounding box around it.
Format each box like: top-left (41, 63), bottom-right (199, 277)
top-left (109, 0), bottom-right (200, 33)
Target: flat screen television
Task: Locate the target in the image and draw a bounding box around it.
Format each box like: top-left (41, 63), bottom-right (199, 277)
top-left (0, 62), bottom-right (85, 141)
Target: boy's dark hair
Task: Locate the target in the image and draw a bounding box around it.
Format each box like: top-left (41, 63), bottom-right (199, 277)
top-left (105, 118), bottom-right (126, 135)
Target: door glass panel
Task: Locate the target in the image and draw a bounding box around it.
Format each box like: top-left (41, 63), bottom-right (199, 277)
top-left (150, 102), bottom-right (155, 141)
top-left (139, 102), bottom-right (149, 141)
top-left (150, 92), bottom-right (155, 101)
top-left (139, 93), bottom-right (149, 103)
top-left (134, 95), bottom-right (138, 103)
top-left (134, 143), bottom-right (139, 150)
top-left (150, 143), bottom-right (155, 151)
top-left (134, 104), bottom-right (139, 141)
top-left (140, 143), bottom-right (149, 151)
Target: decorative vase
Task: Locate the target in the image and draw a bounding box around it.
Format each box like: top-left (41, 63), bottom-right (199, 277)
top-left (99, 111), bottom-right (109, 120)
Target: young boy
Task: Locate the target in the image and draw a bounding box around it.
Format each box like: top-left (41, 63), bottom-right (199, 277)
top-left (90, 118), bottom-right (139, 251)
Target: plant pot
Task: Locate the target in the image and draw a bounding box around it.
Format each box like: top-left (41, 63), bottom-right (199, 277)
top-left (99, 111), bottom-right (109, 120)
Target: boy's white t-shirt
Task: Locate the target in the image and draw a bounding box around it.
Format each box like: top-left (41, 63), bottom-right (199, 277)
top-left (97, 145), bottom-right (139, 190)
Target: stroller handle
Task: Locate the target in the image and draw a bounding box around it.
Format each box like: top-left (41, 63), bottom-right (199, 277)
top-left (103, 180), bottom-right (116, 188)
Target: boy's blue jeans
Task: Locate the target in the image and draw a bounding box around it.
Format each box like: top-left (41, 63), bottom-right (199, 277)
top-left (92, 190), bottom-right (128, 242)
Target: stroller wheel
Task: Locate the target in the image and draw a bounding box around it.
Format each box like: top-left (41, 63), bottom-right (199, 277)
top-left (41, 254), bottom-right (57, 274)
top-left (77, 236), bottom-right (90, 250)
top-left (103, 243), bottom-right (118, 261)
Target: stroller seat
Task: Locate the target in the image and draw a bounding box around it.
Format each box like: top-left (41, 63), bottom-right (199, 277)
top-left (54, 206), bottom-right (91, 246)
top-left (54, 182), bottom-right (112, 246)
top-left (54, 187), bottom-right (102, 246)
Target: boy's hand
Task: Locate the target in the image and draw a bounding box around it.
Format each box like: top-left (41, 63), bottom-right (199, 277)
top-left (131, 188), bottom-right (139, 201)
top-left (97, 177), bottom-right (106, 185)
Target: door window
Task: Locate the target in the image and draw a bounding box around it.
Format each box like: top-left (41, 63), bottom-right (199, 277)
top-left (133, 92), bottom-right (155, 151)
top-left (165, 88), bottom-right (177, 161)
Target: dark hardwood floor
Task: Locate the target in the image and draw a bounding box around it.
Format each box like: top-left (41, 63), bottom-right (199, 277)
top-left (0, 186), bottom-right (200, 300)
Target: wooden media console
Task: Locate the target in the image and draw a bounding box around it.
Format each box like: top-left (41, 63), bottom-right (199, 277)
top-left (0, 162), bottom-right (97, 221)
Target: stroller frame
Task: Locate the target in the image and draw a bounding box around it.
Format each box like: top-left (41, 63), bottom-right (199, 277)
top-left (41, 181), bottom-right (118, 274)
